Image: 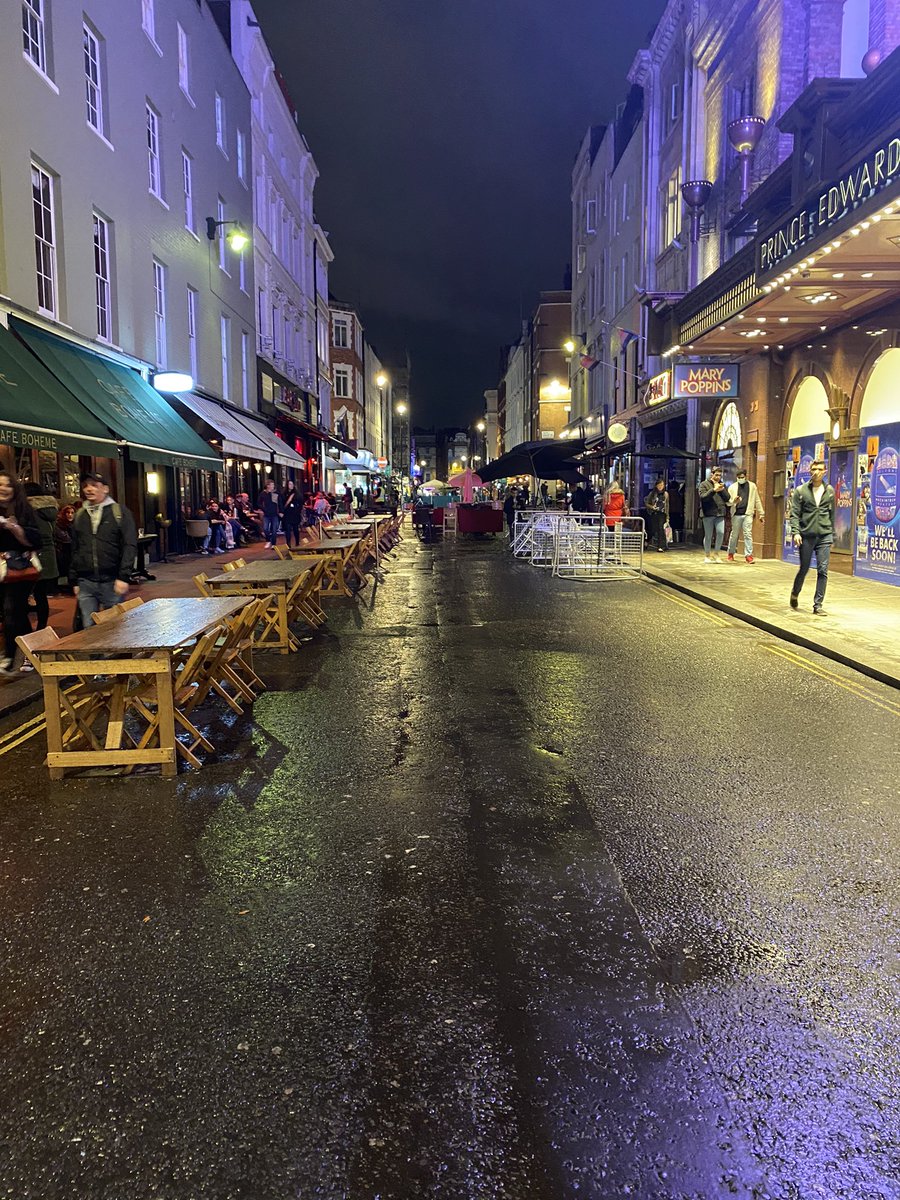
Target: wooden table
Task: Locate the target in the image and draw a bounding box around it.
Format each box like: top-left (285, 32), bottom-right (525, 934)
top-left (205, 559), bottom-right (323, 652)
top-left (34, 597), bottom-right (249, 778)
top-left (288, 537), bottom-right (365, 596)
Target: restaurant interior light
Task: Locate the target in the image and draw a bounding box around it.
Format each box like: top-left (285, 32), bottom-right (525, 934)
top-left (145, 471), bottom-right (160, 495)
top-left (152, 371), bottom-right (194, 393)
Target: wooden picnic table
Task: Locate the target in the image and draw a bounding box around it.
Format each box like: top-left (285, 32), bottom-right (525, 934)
top-left (288, 537), bottom-right (366, 596)
top-left (205, 558), bottom-right (324, 652)
top-left (34, 597), bottom-right (250, 779)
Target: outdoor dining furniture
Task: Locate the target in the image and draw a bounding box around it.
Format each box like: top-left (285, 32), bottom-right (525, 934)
top-left (205, 558), bottom-right (325, 652)
top-left (286, 537), bottom-right (366, 596)
top-left (27, 596), bottom-right (251, 778)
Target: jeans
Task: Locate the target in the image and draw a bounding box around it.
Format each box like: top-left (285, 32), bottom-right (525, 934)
top-left (283, 520), bottom-right (302, 547)
top-left (792, 537), bottom-right (832, 608)
top-left (203, 524), bottom-right (225, 552)
top-left (702, 515), bottom-right (725, 555)
top-left (263, 513), bottom-right (280, 544)
top-left (728, 514), bottom-right (755, 556)
top-left (76, 577), bottom-right (120, 628)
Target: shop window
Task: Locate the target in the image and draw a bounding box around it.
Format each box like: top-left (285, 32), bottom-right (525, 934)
top-left (717, 401), bottom-right (742, 450)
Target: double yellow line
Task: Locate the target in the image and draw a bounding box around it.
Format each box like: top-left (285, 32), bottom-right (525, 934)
top-left (765, 644), bottom-right (900, 718)
top-left (656, 587), bottom-right (730, 627)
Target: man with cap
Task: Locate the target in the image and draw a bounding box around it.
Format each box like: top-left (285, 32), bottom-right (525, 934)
top-left (69, 472), bottom-right (137, 627)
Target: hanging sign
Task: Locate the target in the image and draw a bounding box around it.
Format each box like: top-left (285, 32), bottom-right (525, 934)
top-left (646, 371), bottom-right (671, 405)
top-left (673, 363), bottom-right (739, 398)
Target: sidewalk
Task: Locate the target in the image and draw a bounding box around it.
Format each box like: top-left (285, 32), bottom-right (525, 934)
top-left (643, 543), bottom-right (900, 689)
top-left (0, 543), bottom-right (271, 717)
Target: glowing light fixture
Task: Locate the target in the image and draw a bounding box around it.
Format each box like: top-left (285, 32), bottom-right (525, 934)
top-left (145, 471), bottom-right (160, 495)
top-left (152, 371), bottom-right (194, 393)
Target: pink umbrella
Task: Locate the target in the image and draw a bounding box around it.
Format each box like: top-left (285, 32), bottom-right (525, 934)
top-left (448, 468), bottom-right (484, 503)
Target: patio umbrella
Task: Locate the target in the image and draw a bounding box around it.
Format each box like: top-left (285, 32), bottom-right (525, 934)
top-left (420, 479), bottom-right (448, 491)
top-left (448, 467), bottom-right (483, 503)
top-left (477, 438), bottom-right (587, 482)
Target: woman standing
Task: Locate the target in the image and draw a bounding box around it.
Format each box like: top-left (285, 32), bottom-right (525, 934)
top-left (0, 470), bottom-right (42, 672)
top-left (23, 482), bottom-right (59, 629)
top-left (282, 479), bottom-right (303, 547)
top-left (603, 480), bottom-right (629, 527)
top-left (55, 503), bottom-right (75, 587)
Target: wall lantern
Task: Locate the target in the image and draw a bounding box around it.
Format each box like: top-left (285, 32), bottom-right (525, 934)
top-left (206, 216), bottom-right (249, 252)
top-left (145, 471), bottom-right (160, 495)
top-left (727, 116), bottom-right (766, 204)
top-left (152, 371), bottom-right (194, 393)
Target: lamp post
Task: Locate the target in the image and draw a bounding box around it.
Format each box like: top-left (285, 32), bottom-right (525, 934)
top-left (395, 401), bottom-right (410, 498)
top-left (475, 418), bottom-right (486, 464)
top-left (375, 371), bottom-right (389, 482)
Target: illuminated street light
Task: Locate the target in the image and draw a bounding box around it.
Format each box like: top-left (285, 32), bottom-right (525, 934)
top-left (376, 372), bottom-right (389, 389)
top-left (563, 338), bottom-right (577, 355)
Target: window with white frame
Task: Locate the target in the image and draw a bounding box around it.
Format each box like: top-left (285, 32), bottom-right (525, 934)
top-left (257, 288), bottom-right (266, 350)
top-left (217, 197), bottom-right (227, 272)
top-left (93, 213), bottom-right (112, 341)
top-left (177, 23), bottom-right (190, 97)
top-left (238, 247), bottom-right (247, 293)
top-left (215, 93), bottom-right (226, 154)
top-left (585, 198), bottom-right (597, 234)
top-left (620, 252), bottom-right (629, 309)
top-left (220, 315), bottom-right (231, 401)
top-left (576, 244), bottom-right (586, 275)
top-left (181, 151), bottom-right (195, 233)
top-left (187, 287), bottom-right (198, 382)
top-left (31, 163), bottom-right (56, 316)
top-left (22, 0), bottom-right (47, 74)
top-left (333, 316), bottom-right (349, 348)
top-left (147, 103), bottom-right (162, 197)
top-left (237, 130), bottom-right (247, 185)
top-left (333, 365), bottom-right (350, 399)
top-left (152, 259), bottom-right (166, 367)
top-left (241, 331), bottom-right (250, 407)
top-left (84, 24), bottom-right (105, 136)
top-left (141, 0), bottom-right (156, 43)
top-left (271, 306), bottom-right (279, 356)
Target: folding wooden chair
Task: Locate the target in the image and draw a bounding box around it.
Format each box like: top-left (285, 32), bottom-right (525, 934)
top-left (273, 544), bottom-right (289, 560)
top-left (223, 557), bottom-right (246, 572)
top-left (17, 629), bottom-right (119, 752)
top-left (193, 572), bottom-right (212, 597)
top-left (287, 560), bottom-right (327, 628)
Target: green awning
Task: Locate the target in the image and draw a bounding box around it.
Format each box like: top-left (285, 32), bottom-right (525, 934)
top-left (13, 320), bottom-right (222, 472)
top-left (0, 321), bottom-right (118, 458)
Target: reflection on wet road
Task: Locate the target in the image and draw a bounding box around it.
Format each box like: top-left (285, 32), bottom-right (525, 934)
top-left (0, 535), bottom-right (897, 1199)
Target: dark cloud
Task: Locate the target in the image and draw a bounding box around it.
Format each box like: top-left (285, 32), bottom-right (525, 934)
top-left (252, 0), bottom-right (665, 425)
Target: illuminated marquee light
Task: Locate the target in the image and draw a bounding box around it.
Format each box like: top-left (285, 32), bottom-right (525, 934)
top-left (757, 133), bottom-right (900, 277)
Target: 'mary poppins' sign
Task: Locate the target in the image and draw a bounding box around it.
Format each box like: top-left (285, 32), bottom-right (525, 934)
top-left (673, 363), bottom-right (739, 398)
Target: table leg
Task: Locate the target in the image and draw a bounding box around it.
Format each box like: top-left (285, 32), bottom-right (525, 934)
top-left (278, 594), bottom-right (290, 654)
top-left (43, 675), bottom-right (64, 780)
top-left (155, 652), bottom-right (178, 777)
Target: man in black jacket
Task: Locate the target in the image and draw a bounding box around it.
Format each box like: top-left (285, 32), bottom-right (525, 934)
top-left (70, 472), bottom-right (137, 627)
top-left (789, 458), bottom-right (836, 615)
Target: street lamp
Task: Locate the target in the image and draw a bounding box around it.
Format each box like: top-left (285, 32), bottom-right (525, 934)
top-left (205, 216), bottom-right (250, 252)
top-left (376, 371), bottom-right (390, 477)
top-left (395, 401), bottom-right (410, 495)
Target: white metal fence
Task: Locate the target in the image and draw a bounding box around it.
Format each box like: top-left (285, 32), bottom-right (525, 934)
top-left (511, 510), bottom-right (645, 580)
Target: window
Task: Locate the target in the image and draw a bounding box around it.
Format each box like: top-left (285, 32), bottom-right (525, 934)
top-left (576, 244), bottom-right (586, 275)
top-left (152, 259), bottom-right (166, 367)
top-left (717, 401), bottom-right (742, 450)
top-left (215, 93), bottom-right (226, 154)
top-left (147, 103), bottom-right (162, 197)
top-left (241, 331), bottom-right (250, 407)
top-left (333, 316), bottom-right (349, 348)
top-left (83, 24), bottom-right (104, 135)
top-left (187, 288), bottom-right (198, 382)
top-left (257, 288), bottom-right (266, 349)
top-left (217, 197), bottom-right (227, 272)
top-left (93, 213), bottom-right (112, 341)
top-left (334, 366), bottom-right (350, 399)
top-left (620, 253), bottom-right (629, 309)
top-left (622, 180), bottom-right (628, 221)
top-left (238, 247), bottom-right (247, 293)
top-left (586, 198), bottom-right (597, 234)
top-left (271, 305), bottom-right (279, 355)
top-left (22, 0), bottom-right (46, 73)
top-left (237, 130), bottom-right (247, 185)
top-left (177, 23), bottom-right (190, 97)
top-left (661, 166), bottom-right (682, 247)
top-left (31, 164), bottom-right (56, 316)
top-left (181, 151), bottom-right (195, 233)
top-left (220, 315), bottom-right (231, 401)
top-left (141, 0), bottom-right (155, 43)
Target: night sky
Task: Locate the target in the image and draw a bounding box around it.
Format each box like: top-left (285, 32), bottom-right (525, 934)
top-left (251, 0), bottom-right (666, 428)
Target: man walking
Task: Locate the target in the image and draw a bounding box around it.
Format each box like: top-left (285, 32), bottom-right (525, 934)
top-left (70, 472), bottom-right (137, 627)
top-left (727, 468), bottom-right (765, 562)
top-left (789, 459), bottom-right (836, 615)
top-left (698, 466), bottom-right (729, 562)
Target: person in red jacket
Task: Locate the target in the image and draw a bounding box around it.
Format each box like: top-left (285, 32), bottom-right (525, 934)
top-left (603, 480), bottom-right (629, 527)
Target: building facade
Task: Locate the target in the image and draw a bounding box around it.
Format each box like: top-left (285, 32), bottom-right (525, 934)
top-left (0, 0), bottom-right (259, 542)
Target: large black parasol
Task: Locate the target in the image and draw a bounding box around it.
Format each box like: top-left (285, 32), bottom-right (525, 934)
top-left (478, 438), bottom-right (587, 482)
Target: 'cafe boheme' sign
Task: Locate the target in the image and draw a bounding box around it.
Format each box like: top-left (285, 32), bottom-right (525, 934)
top-left (757, 132), bottom-right (900, 277)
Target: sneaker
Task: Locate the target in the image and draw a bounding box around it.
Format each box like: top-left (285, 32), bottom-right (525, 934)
top-left (813, 606), bottom-right (827, 616)
top-left (264, 542), bottom-right (272, 549)
top-left (745, 554), bottom-right (755, 563)
top-left (704, 556), bottom-right (712, 564)
top-left (711, 553), bottom-right (722, 562)
top-left (18, 662), bottom-right (35, 673)
top-left (789, 593), bottom-right (799, 609)
top-left (658, 546), bottom-right (666, 552)
top-left (727, 553), bottom-right (735, 561)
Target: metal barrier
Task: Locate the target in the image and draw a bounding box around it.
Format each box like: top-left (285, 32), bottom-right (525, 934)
top-left (511, 509), bottom-right (557, 562)
top-left (552, 515), bottom-right (645, 579)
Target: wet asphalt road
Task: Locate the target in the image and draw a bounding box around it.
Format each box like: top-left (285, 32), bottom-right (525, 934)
top-left (0, 534), bottom-right (898, 1200)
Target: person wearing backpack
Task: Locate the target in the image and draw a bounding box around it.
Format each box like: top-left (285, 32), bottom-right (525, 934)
top-left (69, 472), bottom-right (137, 628)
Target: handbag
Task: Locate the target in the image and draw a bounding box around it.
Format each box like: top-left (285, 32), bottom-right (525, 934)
top-left (0, 549), bottom-right (42, 583)
top-left (663, 522), bottom-right (673, 545)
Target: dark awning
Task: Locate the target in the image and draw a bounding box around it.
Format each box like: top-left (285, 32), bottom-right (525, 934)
top-left (168, 390), bottom-right (272, 461)
top-left (14, 320), bottom-right (222, 472)
top-left (0, 321), bottom-right (118, 458)
top-left (233, 411), bottom-right (307, 469)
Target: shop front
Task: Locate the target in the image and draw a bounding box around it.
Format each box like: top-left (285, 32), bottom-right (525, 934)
top-left (10, 318), bottom-right (223, 555)
top-left (854, 347), bottom-right (900, 587)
